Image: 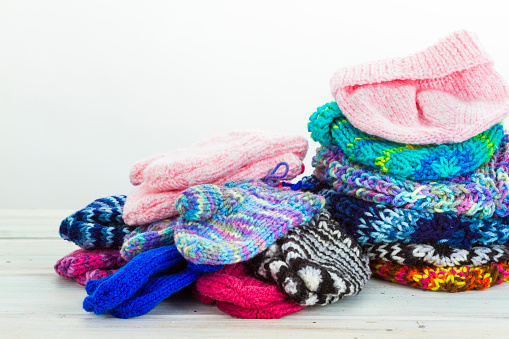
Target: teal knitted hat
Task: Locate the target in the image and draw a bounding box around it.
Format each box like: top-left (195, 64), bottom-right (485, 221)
top-left (173, 179), bottom-right (325, 265)
top-left (308, 102), bottom-right (505, 180)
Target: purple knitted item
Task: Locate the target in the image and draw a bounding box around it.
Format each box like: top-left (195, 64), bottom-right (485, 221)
top-left (55, 249), bottom-right (127, 286)
top-left (313, 135), bottom-right (509, 219)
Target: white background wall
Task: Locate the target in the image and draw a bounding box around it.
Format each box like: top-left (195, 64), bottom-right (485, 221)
top-left (2, 0), bottom-right (509, 209)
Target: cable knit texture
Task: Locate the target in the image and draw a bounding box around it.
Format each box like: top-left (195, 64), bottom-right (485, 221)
top-left (54, 249), bottom-right (126, 286)
top-left (121, 218), bottom-right (177, 261)
top-left (330, 30), bottom-right (509, 144)
top-left (193, 263), bottom-right (305, 319)
top-left (174, 179), bottom-right (325, 265)
top-left (59, 195), bottom-right (135, 250)
top-left (250, 210), bottom-right (370, 306)
top-left (371, 259), bottom-right (509, 292)
top-left (312, 135), bottom-right (509, 219)
top-left (301, 175), bottom-right (509, 249)
top-left (308, 101), bottom-right (504, 180)
top-left (123, 130), bottom-right (308, 226)
top-left (366, 243), bottom-right (509, 267)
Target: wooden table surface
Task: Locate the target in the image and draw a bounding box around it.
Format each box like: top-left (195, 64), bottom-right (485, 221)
top-left (1, 210), bottom-right (508, 338)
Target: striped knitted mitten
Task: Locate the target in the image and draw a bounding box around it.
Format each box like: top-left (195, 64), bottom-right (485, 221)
top-left (54, 249), bottom-right (126, 286)
top-left (193, 263), bottom-right (305, 319)
top-left (301, 175), bottom-right (509, 249)
top-left (120, 218), bottom-right (177, 261)
top-left (312, 135), bottom-right (509, 219)
top-left (371, 259), bottom-right (509, 292)
top-left (366, 243), bottom-right (509, 267)
top-left (59, 195), bottom-right (136, 249)
top-left (250, 210), bottom-right (371, 306)
top-left (173, 179), bottom-right (325, 265)
top-left (308, 101), bottom-right (504, 180)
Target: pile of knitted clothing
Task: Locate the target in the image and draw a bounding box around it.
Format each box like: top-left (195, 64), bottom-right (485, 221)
top-left (305, 30), bottom-right (509, 292)
top-left (54, 130), bottom-right (371, 319)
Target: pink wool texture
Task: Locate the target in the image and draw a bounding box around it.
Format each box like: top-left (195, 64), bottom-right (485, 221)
top-left (123, 130), bottom-right (308, 226)
top-left (193, 263), bottom-right (305, 319)
top-left (330, 30), bottom-right (509, 144)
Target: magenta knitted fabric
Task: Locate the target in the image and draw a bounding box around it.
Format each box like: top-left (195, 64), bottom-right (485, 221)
top-left (123, 130), bottom-right (308, 226)
top-left (54, 249), bottom-right (126, 286)
top-left (193, 263), bottom-right (305, 319)
top-left (330, 30), bottom-right (509, 144)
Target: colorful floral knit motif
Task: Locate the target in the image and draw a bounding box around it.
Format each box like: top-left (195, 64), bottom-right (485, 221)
top-left (59, 195), bottom-right (136, 250)
top-left (173, 180), bottom-right (325, 265)
top-left (123, 130), bottom-right (308, 226)
top-left (308, 102), bottom-right (504, 180)
top-left (301, 175), bottom-right (509, 249)
top-left (120, 218), bottom-right (177, 261)
top-left (250, 210), bottom-right (371, 306)
top-left (330, 30), bottom-right (509, 144)
top-left (312, 135), bottom-right (509, 219)
top-left (54, 249), bottom-right (126, 286)
top-left (193, 263), bottom-right (305, 319)
top-left (370, 259), bottom-right (509, 292)
top-left (366, 243), bottom-right (509, 267)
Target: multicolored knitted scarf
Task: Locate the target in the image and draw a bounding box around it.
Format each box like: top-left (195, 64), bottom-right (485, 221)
top-left (301, 175), bottom-right (509, 249)
top-left (308, 102), bottom-right (504, 180)
top-left (312, 135), bottom-right (509, 219)
top-left (371, 259), bottom-right (509, 292)
top-left (366, 243), bottom-right (509, 267)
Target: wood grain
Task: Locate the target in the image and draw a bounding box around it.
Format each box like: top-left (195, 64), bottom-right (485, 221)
top-left (1, 210), bottom-right (508, 338)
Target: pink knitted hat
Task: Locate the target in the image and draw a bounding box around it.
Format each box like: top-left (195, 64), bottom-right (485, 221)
top-left (123, 130), bottom-right (308, 225)
top-left (193, 263), bottom-right (305, 319)
top-left (330, 30), bottom-right (509, 144)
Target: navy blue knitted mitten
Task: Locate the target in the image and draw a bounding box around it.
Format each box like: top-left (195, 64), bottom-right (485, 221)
top-left (59, 195), bottom-right (136, 250)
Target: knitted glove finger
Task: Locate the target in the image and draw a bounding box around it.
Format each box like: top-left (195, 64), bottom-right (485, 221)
top-left (76, 269), bottom-right (119, 286)
top-left (371, 259), bottom-right (509, 292)
top-left (193, 263), bottom-right (305, 319)
top-left (308, 102), bottom-right (504, 180)
top-left (108, 263), bottom-right (220, 319)
top-left (120, 218), bottom-right (177, 261)
top-left (367, 243), bottom-right (509, 267)
top-left (59, 195), bottom-right (135, 249)
top-left (301, 174), bottom-right (509, 249)
top-left (174, 180), bottom-right (325, 265)
top-left (251, 210), bottom-right (371, 306)
top-left (83, 246), bottom-right (185, 315)
top-left (54, 249), bottom-right (126, 281)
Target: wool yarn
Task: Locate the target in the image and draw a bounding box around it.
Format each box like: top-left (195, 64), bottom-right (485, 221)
top-left (330, 30), bottom-right (509, 144)
top-left (366, 243), bottom-right (509, 267)
top-left (59, 195), bottom-right (135, 250)
top-left (250, 210), bottom-right (370, 306)
top-left (54, 249), bottom-right (126, 286)
top-left (193, 263), bottom-right (305, 319)
top-left (83, 246), bottom-right (221, 318)
top-left (121, 218), bottom-right (177, 261)
top-left (173, 179), bottom-right (325, 265)
top-left (301, 175), bottom-right (509, 249)
top-left (312, 135), bottom-right (509, 219)
top-left (123, 130), bottom-right (308, 226)
top-left (308, 102), bottom-right (504, 180)
top-left (371, 259), bottom-right (509, 292)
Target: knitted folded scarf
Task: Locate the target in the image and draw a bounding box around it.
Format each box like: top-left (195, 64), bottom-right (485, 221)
top-left (312, 135), bottom-right (509, 219)
top-left (301, 175), bottom-right (509, 249)
top-left (308, 102), bottom-right (504, 180)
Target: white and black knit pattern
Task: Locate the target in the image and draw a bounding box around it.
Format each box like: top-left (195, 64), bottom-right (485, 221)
top-left (249, 209), bottom-right (371, 306)
top-left (367, 243), bottom-right (509, 267)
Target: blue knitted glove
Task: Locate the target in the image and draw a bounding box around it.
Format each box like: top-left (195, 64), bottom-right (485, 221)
top-left (83, 246), bottom-right (221, 318)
